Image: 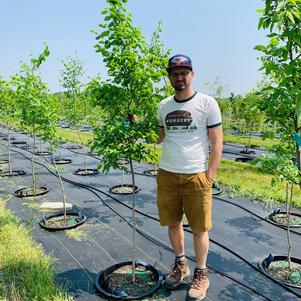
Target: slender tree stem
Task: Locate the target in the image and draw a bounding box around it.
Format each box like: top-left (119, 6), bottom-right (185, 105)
top-left (7, 123), bottom-right (12, 174)
top-left (287, 183), bottom-right (293, 270)
top-left (76, 128), bottom-right (87, 171)
top-left (129, 157), bottom-right (136, 283)
top-left (32, 130), bottom-right (37, 202)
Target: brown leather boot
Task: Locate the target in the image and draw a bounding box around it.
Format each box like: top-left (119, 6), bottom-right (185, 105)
top-left (186, 267), bottom-right (209, 300)
top-left (164, 258), bottom-right (191, 289)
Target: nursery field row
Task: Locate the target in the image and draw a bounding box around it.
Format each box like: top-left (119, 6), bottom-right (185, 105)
top-left (0, 130), bottom-right (301, 300)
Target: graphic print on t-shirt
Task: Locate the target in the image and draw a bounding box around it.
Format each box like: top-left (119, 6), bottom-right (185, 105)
top-left (165, 110), bottom-right (198, 132)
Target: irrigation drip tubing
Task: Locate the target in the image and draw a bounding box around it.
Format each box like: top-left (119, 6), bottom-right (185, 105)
top-left (5, 144), bottom-right (301, 299)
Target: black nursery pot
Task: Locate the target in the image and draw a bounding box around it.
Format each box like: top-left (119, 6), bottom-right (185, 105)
top-left (67, 145), bottom-right (82, 150)
top-left (267, 210), bottom-right (301, 228)
top-left (39, 211), bottom-right (87, 231)
top-left (73, 168), bottom-right (99, 176)
top-left (51, 158), bottom-right (73, 165)
top-left (85, 151), bottom-right (99, 156)
top-left (142, 169), bottom-right (158, 177)
top-left (212, 182), bottom-right (222, 196)
top-left (2, 137), bottom-right (16, 141)
top-left (0, 170), bottom-right (26, 177)
top-left (34, 151), bottom-right (53, 156)
top-left (234, 157), bottom-right (254, 163)
top-left (259, 255), bottom-right (301, 289)
top-left (240, 149), bottom-right (256, 155)
top-left (11, 140), bottom-right (27, 145)
top-left (117, 158), bottom-right (129, 165)
top-left (14, 186), bottom-right (49, 198)
top-left (95, 261), bottom-right (163, 300)
top-left (109, 184), bottom-right (140, 195)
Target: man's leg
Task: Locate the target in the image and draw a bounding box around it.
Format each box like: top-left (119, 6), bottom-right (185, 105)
top-left (168, 221), bottom-right (185, 255)
top-left (192, 230), bottom-right (209, 269)
top-left (186, 230), bottom-right (210, 300)
top-left (164, 221), bottom-right (191, 289)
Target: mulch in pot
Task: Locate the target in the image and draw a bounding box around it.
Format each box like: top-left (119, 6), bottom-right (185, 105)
top-left (14, 186), bottom-right (49, 197)
top-left (73, 168), bottom-right (99, 176)
top-left (95, 261), bottom-right (163, 300)
top-left (51, 158), bottom-right (73, 165)
top-left (117, 158), bottom-right (129, 165)
top-left (259, 255), bottom-right (301, 288)
top-left (143, 169), bottom-right (158, 177)
top-left (109, 184), bottom-right (140, 195)
top-left (39, 212), bottom-right (87, 231)
top-left (267, 211), bottom-right (301, 228)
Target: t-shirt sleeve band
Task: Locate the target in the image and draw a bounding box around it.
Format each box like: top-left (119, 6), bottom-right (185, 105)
top-left (207, 122), bottom-right (222, 129)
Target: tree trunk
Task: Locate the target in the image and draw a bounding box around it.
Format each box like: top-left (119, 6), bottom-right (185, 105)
top-left (7, 123), bottom-right (12, 174)
top-left (76, 128), bottom-right (87, 171)
top-left (32, 130), bottom-right (37, 202)
top-left (287, 183), bottom-right (293, 270)
top-left (129, 157), bottom-right (136, 283)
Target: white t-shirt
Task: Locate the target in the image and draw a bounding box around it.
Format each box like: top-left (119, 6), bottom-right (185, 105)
top-left (157, 91), bottom-right (222, 173)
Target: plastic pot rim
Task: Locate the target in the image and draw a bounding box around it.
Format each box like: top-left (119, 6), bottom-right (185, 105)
top-left (266, 211), bottom-right (301, 228)
top-left (258, 255), bottom-right (301, 289)
top-left (39, 211), bottom-right (87, 231)
top-left (0, 170), bottom-right (26, 177)
top-left (108, 184), bottom-right (140, 195)
top-left (94, 261), bottom-right (163, 300)
top-left (13, 186), bottom-right (49, 198)
top-left (73, 168), bottom-right (99, 176)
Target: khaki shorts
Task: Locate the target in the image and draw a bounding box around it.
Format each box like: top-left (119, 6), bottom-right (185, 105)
top-left (156, 169), bottom-right (213, 231)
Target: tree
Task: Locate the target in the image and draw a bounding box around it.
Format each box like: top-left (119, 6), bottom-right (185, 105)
top-left (59, 55), bottom-right (90, 172)
top-left (91, 0), bottom-right (169, 283)
top-left (12, 45), bottom-right (59, 196)
top-left (255, 0), bottom-right (301, 166)
top-left (0, 79), bottom-right (18, 174)
top-left (255, 0), bottom-right (301, 272)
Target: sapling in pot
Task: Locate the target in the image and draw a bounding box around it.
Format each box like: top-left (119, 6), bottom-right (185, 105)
top-left (12, 45), bottom-right (57, 197)
top-left (0, 79), bottom-right (19, 176)
top-left (90, 0), bottom-right (169, 293)
top-left (60, 55), bottom-right (93, 174)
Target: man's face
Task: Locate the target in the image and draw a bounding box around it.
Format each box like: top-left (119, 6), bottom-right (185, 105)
top-left (168, 67), bottom-right (194, 91)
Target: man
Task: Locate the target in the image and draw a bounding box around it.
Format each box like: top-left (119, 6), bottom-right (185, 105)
top-left (156, 54), bottom-right (223, 301)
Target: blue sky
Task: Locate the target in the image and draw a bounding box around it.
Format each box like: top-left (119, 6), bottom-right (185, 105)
top-left (0, 0), bottom-right (267, 96)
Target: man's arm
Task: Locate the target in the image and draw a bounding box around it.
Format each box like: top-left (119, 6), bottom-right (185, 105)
top-left (156, 127), bottom-right (165, 144)
top-left (207, 125), bottom-right (223, 180)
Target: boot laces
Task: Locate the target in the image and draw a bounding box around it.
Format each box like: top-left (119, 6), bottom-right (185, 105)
top-left (169, 260), bottom-right (184, 278)
top-left (191, 269), bottom-right (207, 289)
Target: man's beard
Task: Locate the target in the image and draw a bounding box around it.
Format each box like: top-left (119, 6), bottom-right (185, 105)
top-left (172, 82), bottom-right (186, 91)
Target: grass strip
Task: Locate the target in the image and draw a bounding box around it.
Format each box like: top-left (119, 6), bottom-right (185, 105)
top-left (0, 198), bottom-right (73, 301)
top-left (56, 128), bottom-right (93, 146)
top-left (216, 159), bottom-right (301, 208)
top-left (223, 133), bottom-right (277, 149)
